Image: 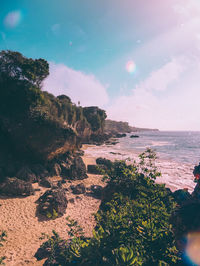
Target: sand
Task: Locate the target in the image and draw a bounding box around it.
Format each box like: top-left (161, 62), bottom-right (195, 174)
top-left (0, 144), bottom-right (196, 265)
top-left (0, 154), bottom-right (104, 266)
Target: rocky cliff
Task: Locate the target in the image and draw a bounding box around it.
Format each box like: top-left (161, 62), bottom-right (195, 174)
top-left (105, 119), bottom-right (159, 134)
top-left (0, 50), bottom-right (106, 182)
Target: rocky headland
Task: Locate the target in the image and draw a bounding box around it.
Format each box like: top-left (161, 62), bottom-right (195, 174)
top-left (1, 50), bottom-right (200, 265)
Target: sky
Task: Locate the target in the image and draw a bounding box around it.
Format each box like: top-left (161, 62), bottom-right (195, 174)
top-left (0, 0), bottom-right (200, 130)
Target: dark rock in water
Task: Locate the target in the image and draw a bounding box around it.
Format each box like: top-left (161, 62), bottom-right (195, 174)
top-left (96, 157), bottom-right (113, 169)
top-left (16, 166), bottom-right (37, 183)
top-left (130, 135), bottom-right (139, 138)
top-left (69, 157), bottom-right (88, 180)
top-left (70, 183), bottom-right (86, 194)
top-left (115, 133), bottom-right (126, 138)
top-left (87, 164), bottom-right (102, 175)
top-left (0, 177), bottom-right (35, 196)
top-left (90, 185), bottom-right (103, 198)
top-left (173, 189), bottom-right (192, 205)
top-left (37, 189), bottom-right (68, 218)
top-left (39, 178), bottom-right (52, 188)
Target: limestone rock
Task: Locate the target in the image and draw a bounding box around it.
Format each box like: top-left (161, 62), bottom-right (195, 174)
top-left (16, 166), bottom-right (37, 183)
top-left (90, 185), bottom-right (103, 198)
top-left (70, 183), bottom-right (86, 194)
top-left (69, 157), bottom-right (88, 180)
top-left (37, 189), bottom-right (68, 218)
top-left (0, 177), bottom-right (35, 196)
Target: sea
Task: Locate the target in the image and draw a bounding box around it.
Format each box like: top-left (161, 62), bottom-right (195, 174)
top-left (84, 131), bottom-right (200, 192)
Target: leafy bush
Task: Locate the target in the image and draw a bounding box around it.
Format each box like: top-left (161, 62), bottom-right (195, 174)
top-left (39, 149), bottom-right (180, 265)
top-left (0, 50), bottom-right (107, 136)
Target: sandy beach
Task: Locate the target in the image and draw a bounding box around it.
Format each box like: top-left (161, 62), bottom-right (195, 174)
top-left (0, 144), bottom-right (196, 265)
top-left (0, 152), bottom-right (104, 266)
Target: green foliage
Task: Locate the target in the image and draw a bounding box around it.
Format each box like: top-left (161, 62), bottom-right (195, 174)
top-left (0, 50), bottom-right (107, 136)
top-left (0, 50), bottom-right (49, 88)
top-left (0, 231), bottom-right (7, 265)
top-left (46, 209), bottom-right (58, 220)
top-left (83, 107), bottom-right (107, 132)
top-left (40, 149), bottom-right (180, 265)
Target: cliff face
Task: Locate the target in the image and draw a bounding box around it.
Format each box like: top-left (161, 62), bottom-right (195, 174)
top-left (105, 119), bottom-right (159, 134)
top-left (0, 51), bottom-right (107, 179)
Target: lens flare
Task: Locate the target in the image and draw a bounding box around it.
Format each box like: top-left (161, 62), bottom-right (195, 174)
top-left (4, 10), bottom-right (22, 28)
top-left (126, 60), bottom-right (136, 74)
top-left (183, 232), bottom-right (200, 265)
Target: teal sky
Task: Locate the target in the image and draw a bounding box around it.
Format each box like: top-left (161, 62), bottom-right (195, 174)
top-left (1, 0), bottom-right (200, 130)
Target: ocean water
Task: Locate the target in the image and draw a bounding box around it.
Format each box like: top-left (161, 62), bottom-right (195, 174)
top-left (84, 131), bottom-right (200, 191)
top-left (114, 131), bottom-right (200, 165)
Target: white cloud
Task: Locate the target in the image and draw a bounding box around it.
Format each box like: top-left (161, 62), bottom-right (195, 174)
top-left (136, 57), bottom-right (186, 92)
top-left (107, 57), bottom-right (200, 130)
top-left (43, 62), bottom-right (109, 107)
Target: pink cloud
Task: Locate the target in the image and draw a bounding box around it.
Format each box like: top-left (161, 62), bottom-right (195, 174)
top-left (43, 63), bottom-right (109, 107)
top-left (107, 57), bottom-right (200, 130)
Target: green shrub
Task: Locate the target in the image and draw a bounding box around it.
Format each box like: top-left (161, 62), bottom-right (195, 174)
top-left (40, 149), bottom-right (180, 265)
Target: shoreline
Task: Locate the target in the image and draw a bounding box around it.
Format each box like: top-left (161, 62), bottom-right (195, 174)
top-left (83, 144), bottom-right (195, 192)
top-left (0, 143), bottom-right (196, 265)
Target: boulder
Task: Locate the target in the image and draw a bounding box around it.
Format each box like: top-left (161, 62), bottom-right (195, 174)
top-left (70, 183), bottom-right (86, 194)
top-left (16, 166), bottom-right (37, 183)
top-left (69, 157), bottom-right (88, 180)
top-left (37, 189), bottom-right (68, 218)
top-left (115, 133), bottom-right (126, 138)
top-left (173, 189), bottom-right (192, 205)
top-left (60, 162), bottom-right (70, 178)
top-left (130, 135), bottom-right (139, 138)
top-left (87, 164), bottom-right (103, 175)
top-left (0, 177), bottom-right (35, 196)
top-left (90, 185), bottom-right (103, 198)
top-left (51, 163), bottom-right (61, 177)
top-left (96, 157), bottom-right (113, 169)
top-left (39, 178), bottom-right (53, 188)
top-left (32, 164), bottom-right (49, 179)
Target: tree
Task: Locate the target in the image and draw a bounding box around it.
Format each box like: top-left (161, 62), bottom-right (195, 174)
top-left (0, 50), bottom-right (49, 88)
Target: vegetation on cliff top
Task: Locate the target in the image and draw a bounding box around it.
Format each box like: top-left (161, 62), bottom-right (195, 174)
top-left (0, 50), bottom-right (106, 161)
